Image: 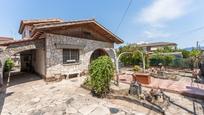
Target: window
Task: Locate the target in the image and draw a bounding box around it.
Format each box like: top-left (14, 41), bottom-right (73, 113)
top-left (63, 49), bottom-right (79, 64)
top-left (29, 30), bottom-right (32, 37)
top-left (22, 31), bottom-right (26, 38)
top-left (83, 31), bottom-right (91, 39)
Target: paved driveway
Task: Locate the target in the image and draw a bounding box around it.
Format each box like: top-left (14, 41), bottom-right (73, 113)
top-left (1, 72), bottom-right (203, 115)
top-left (0, 73), bottom-right (147, 115)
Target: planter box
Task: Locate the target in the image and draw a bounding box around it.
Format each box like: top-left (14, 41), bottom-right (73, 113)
top-left (132, 73), bottom-right (151, 84)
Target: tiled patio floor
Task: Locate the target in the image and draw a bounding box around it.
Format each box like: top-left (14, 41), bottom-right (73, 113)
top-left (119, 74), bottom-right (204, 99)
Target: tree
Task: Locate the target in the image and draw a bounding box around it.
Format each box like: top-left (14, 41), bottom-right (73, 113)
top-left (164, 55), bottom-right (175, 66)
top-left (89, 56), bottom-right (114, 97)
top-left (149, 54), bottom-right (175, 67)
top-left (149, 54), bottom-right (165, 66)
top-left (189, 49), bottom-right (202, 69)
top-left (181, 50), bottom-right (191, 58)
top-left (190, 49), bottom-right (202, 58)
top-left (117, 44), bottom-right (144, 66)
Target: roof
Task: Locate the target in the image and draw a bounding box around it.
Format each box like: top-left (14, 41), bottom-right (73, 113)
top-left (31, 19), bottom-right (123, 44)
top-left (137, 42), bottom-right (177, 47)
top-left (0, 38), bottom-right (33, 46)
top-left (2, 18), bottom-right (124, 45)
top-left (0, 37), bottom-right (14, 41)
top-left (19, 18), bottom-right (64, 34)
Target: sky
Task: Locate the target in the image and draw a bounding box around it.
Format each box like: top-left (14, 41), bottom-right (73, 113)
top-left (0, 0), bottom-right (204, 48)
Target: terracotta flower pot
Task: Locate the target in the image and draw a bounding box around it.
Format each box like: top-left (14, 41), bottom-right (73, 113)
top-left (132, 72), bottom-right (151, 84)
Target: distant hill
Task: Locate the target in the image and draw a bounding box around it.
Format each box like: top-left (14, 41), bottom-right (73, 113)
top-left (183, 47), bottom-right (204, 51)
top-left (183, 47), bottom-right (194, 51)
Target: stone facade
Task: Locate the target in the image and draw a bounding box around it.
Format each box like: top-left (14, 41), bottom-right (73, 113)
top-left (0, 33), bottom-right (117, 83)
top-left (45, 33), bottom-right (115, 80)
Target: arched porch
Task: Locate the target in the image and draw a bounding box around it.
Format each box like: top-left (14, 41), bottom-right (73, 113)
top-left (0, 39), bottom-right (45, 86)
top-left (90, 48), bottom-right (109, 62)
top-left (89, 48), bottom-right (117, 63)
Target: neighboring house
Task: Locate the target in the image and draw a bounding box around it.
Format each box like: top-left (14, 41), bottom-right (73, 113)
top-left (0, 18), bottom-right (123, 82)
top-left (0, 37), bottom-right (14, 83)
top-left (0, 37), bottom-right (14, 51)
top-left (0, 37), bottom-right (20, 67)
top-left (0, 36), bottom-right (13, 43)
top-left (136, 42), bottom-right (177, 52)
top-left (154, 52), bottom-right (183, 58)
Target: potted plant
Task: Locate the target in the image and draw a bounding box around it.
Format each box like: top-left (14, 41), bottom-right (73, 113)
top-left (4, 58), bottom-right (14, 78)
top-left (132, 65), bottom-right (151, 84)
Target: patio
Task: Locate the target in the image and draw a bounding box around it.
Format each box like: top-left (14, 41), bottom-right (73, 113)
top-left (0, 72), bottom-right (152, 115)
top-left (119, 74), bottom-right (204, 99)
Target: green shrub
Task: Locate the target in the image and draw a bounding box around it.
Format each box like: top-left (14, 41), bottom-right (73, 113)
top-left (149, 54), bottom-right (175, 66)
top-left (133, 65), bottom-right (142, 72)
top-left (117, 45), bottom-right (144, 66)
top-left (164, 55), bottom-right (175, 66)
top-left (4, 58), bottom-right (14, 72)
top-left (171, 58), bottom-right (192, 68)
top-left (181, 50), bottom-right (190, 58)
top-left (119, 51), bottom-right (142, 66)
top-left (83, 77), bottom-right (92, 89)
top-left (89, 56), bottom-right (114, 97)
top-left (149, 54), bottom-right (165, 66)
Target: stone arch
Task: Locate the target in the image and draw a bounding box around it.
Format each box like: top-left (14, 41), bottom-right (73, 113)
top-left (90, 48), bottom-right (109, 62)
top-left (89, 48), bottom-right (117, 64)
top-left (103, 48), bottom-right (117, 63)
top-left (5, 41), bottom-right (43, 56)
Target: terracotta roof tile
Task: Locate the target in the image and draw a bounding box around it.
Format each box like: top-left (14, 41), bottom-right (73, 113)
top-left (0, 38), bottom-right (33, 46)
top-left (19, 18), bottom-right (63, 34)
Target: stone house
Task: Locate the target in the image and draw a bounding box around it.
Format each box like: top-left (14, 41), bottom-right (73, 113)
top-left (0, 18), bottom-right (123, 83)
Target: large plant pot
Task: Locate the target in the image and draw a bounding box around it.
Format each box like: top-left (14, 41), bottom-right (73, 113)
top-left (132, 73), bottom-right (151, 84)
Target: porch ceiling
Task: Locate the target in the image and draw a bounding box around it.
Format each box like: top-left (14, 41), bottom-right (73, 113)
top-left (41, 25), bottom-right (114, 43)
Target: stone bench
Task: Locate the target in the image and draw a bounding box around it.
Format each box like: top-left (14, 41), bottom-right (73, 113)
top-left (64, 71), bottom-right (81, 79)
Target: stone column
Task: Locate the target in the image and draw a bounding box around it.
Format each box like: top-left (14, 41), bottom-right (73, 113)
top-left (0, 56), bottom-right (6, 85)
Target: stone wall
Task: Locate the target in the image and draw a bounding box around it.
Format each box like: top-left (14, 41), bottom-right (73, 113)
top-left (45, 33), bottom-right (115, 80)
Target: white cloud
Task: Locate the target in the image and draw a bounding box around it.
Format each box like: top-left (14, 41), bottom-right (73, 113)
top-left (139, 0), bottom-right (192, 25)
top-left (144, 30), bottom-right (171, 38)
